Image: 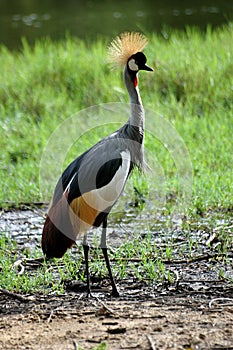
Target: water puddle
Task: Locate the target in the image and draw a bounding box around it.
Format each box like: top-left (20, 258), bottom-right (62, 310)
top-left (0, 206), bottom-right (232, 251)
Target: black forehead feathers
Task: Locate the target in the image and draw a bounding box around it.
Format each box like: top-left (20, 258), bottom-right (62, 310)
top-left (129, 52), bottom-right (147, 65)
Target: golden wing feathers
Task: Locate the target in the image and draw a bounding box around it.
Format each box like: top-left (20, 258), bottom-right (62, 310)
top-left (107, 32), bottom-right (149, 69)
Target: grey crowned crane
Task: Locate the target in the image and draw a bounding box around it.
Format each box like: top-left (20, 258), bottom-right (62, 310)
top-left (42, 32), bottom-right (153, 297)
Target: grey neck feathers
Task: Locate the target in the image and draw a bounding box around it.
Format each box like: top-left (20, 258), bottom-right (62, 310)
top-left (123, 66), bottom-right (145, 132)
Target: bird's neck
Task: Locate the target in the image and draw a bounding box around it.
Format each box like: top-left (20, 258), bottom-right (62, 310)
top-left (123, 66), bottom-right (145, 131)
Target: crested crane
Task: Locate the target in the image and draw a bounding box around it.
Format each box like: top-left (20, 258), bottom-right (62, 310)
top-left (42, 32), bottom-right (153, 297)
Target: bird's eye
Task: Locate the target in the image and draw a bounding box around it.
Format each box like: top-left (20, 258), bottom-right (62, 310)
top-left (128, 58), bottom-right (139, 71)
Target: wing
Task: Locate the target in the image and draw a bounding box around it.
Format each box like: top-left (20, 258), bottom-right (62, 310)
top-left (68, 148), bottom-right (131, 232)
top-left (67, 144), bottom-right (131, 202)
top-left (50, 135), bottom-right (132, 225)
top-left (52, 122), bottom-right (142, 208)
top-left (42, 132), bottom-right (134, 258)
top-left (51, 149), bottom-right (89, 207)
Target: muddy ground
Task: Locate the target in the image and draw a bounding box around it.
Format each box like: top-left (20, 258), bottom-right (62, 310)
top-left (0, 209), bottom-right (233, 350)
top-left (1, 287), bottom-right (233, 350)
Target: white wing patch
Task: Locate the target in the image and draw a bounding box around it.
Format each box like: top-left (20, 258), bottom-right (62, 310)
top-left (83, 150), bottom-right (131, 212)
top-left (64, 172), bottom-right (77, 194)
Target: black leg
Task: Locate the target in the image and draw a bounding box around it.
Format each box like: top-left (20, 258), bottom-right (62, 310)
top-left (83, 244), bottom-right (91, 296)
top-left (101, 218), bottom-right (119, 297)
top-left (102, 247), bottom-right (119, 297)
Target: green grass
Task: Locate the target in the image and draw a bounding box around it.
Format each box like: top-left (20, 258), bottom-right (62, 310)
top-left (0, 24), bottom-right (232, 213)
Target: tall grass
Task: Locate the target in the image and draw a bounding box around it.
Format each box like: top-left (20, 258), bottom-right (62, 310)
top-left (0, 25), bottom-right (232, 213)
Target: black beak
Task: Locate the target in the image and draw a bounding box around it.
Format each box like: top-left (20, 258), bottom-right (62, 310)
top-left (141, 64), bottom-right (153, 72)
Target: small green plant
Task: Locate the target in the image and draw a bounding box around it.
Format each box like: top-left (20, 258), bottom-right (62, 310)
top-left (75, 342), bottom-right (107, 350)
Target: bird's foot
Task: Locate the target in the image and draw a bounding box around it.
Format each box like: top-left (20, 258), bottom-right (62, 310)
top-left (85, 287), bottom-right (94, 299)
top-left (111, 288), bottom-right (120, 298)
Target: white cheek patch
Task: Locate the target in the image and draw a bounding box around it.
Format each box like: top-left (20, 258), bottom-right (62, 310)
top-left (128, 58), bottom-right (138, 71)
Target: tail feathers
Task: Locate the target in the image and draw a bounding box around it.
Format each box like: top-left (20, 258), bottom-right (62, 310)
top-left (42, 195), bottom-right (76, 258)
top-left (42, 215), bottom-right (75, 259)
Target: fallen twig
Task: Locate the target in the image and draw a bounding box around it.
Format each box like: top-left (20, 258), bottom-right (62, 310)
top-left (147, 334), bottom-right (156, 350)
top-left (0, 201), bottom-right (48, 210)
top-left (23, 257), bottom-right (45, 265)
top-left (47, 310), bottom-right (54, 323)
top-left (12, 257), bottom-right (44, 275)
top-left (0, 287), bottom-right (35, 303)
top-left (73, 341), bottom-right (79, 350)
top-left (173, 269), bottom-right (179, 289)
top-left (92, 297), bottom-right (116, 316)
top-left (108, 252), bottom-right (233, 265)
top-left (209, 297), bottom-right (233, 308)
top-left (161, 252), bottom-right (233, 264)
top-left (206, 232), bottom-right (217, 246)
top-left (12, 259), bottom-right (25, 275)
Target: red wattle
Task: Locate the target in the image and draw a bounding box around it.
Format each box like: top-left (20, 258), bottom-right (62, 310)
top-left (134, 76), bottom-right (138, 87)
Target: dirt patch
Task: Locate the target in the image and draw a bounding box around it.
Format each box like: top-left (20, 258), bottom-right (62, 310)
top-left (1, 288), bottom-right (233, 350)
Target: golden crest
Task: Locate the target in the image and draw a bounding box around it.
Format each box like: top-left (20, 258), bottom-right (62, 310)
top-left (107, 32), bottom-right (149, 69)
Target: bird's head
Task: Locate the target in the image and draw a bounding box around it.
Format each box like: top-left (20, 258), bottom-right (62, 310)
top-left (127, 52), bottom-right (153, 73)
top-left (107, 32), bottom-right (153, 75)
top-left (127, 51), bottom-right (153, 88)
